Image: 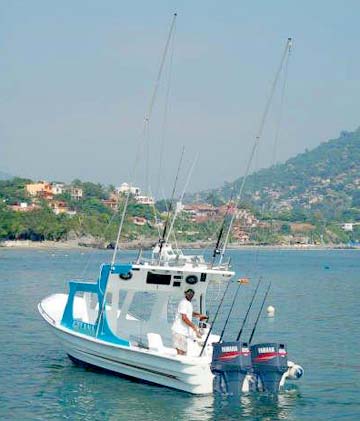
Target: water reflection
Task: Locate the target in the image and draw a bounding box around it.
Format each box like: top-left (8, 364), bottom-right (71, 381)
top-left (40, 356), bottom-right (302, 421)
top-left (34, 354), bottom-right (301, 421)
top-left (210, 389), bottom-right (301, 421)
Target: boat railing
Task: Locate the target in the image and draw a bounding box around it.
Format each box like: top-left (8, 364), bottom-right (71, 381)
top-left (134, 256), bottom-right (231, 271)
top-left (38, 302), bottom-right (57, 325)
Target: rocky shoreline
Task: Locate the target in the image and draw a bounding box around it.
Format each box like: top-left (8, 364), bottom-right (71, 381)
top-left (0, 239), bottom-right (358, 251)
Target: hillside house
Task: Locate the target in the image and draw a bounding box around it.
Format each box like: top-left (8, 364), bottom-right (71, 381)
top-left (69, 187), bottom-right (83, 200)
top-left (183, 204), bottom-right (218, 222)
top-left (232, 226), bottom-right (250, 243)
top-left (132, 216), bottom-right (147, 226)
top-left (342, 223), bottom-right (353, 232)
top-left (26, 181), bottom-right (53, 199)
top-left (49, 201), bottom-right (76, 216)
top-left (8, 202), bottom-right (40, 212)
top-left (102, 199), bottom-right (118, 210)
top-left (117, 183), bottom-right (141, 196)
top-left (135, 195), bottom-right (155, 206)
top-left (51, 183), bottom-right (66, 195)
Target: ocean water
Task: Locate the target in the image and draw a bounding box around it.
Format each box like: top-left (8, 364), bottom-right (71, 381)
top-left (0, 247), bottom-right (359, 420)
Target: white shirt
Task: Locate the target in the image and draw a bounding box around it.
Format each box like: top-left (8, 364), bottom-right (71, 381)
top-left (172, 298), bottom-right (193, 336)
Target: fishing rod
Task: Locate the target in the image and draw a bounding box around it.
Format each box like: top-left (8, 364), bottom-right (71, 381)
top-left (236, 278), bottom-right (262, 341)
top-left (211, 190), bottom-right (235, 265)
top-left (219, 281), bottom-right (242, 342)
top-left (199, 279), bottom-right (232, 357)
top-left (248, 282), bottom-right (271, 344)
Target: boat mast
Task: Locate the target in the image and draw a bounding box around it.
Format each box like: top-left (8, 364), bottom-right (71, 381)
top-left (219, 38), bottom-right (292, 264)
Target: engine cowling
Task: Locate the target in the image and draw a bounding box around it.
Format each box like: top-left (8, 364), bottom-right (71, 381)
top-left (251, 342), bottom-right (288, 392)
top-left (211, 341), bottom-right (252, 396)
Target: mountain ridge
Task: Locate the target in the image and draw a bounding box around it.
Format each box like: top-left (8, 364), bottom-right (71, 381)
top-left (192, 127), bottom-right (360, 221)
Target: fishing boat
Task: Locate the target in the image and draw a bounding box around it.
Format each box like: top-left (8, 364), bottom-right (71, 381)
top-left (39, 243), bottom-right (232, 394)
top-left (38, 239), bottom-right (303, 394)
top-left (38, 17), bottom-right (304, 396)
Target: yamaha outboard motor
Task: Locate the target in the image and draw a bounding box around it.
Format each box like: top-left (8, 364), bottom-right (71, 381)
top-left (211, 341), bottom-right (252, 396)
top-left (250, 343), bottom-right (288, 392)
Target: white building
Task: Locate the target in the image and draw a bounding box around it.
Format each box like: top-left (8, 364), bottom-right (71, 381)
top-left (117, 183), bottom-right (141, 196)
top-left (52, 183), bottom-right (66, 195)
top-left (342, 223), bottom-right (353, 232)
top-left (175, 201), bottom-right (184, 214)
top-left (69, 187), bottom-right (83, 200)
top-left (135, 195), bottom-right (155, 206)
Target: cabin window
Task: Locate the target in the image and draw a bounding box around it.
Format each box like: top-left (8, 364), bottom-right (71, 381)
top-left (118, 290), bottom-right (127, 313)
top-left (74, 291), bottom-right (99, 325)
top-left (106, 292), bottom-right (112, 305)
top-left (128, 292), bottom-right (156, 321)
top-left (146, 271), bottom-right (171, 285)
top-left (89, 292), bottom-right (97, 309)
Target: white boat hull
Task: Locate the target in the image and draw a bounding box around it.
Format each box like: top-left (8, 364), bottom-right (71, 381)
top-left (39, 296), bottom-right (214, 394)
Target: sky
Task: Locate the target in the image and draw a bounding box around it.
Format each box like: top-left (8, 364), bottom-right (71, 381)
top-left (1, 0), bottom-right (359, 197)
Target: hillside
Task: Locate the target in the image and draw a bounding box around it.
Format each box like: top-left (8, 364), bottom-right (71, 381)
top-left (197, 127), bottom-right (360, 222)
top-left (1, 128), bottom-right (360, 247)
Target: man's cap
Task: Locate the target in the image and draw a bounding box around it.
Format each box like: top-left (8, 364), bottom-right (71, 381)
top-left (185, 288), bottom-right (195, 295)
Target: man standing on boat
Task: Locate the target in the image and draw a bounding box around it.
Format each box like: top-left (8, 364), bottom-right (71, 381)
top-left (172, 289), bottom-right (208, 355)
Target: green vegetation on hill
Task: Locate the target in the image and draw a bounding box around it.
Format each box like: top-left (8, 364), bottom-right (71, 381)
top-left (199, 128), bottom-right (360, 223)
top-left (0, 179), bottom-right (221, 245)
top-left (1, 127), bottom-right (360, 246)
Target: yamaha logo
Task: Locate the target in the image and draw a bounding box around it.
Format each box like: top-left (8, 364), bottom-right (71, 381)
top-left (221, 346), bottom-right (238, 352)
top-left (258, 346), bottom-right (275, 353)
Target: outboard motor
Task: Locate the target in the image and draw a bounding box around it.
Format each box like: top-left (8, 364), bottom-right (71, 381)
top-left (251, 343), bottom-right (288, 392)
top-left (211, 341), bottom-right (252, 396)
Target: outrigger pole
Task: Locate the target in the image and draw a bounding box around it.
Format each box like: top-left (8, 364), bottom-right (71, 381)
top-left (199, 279), bottom-right (232, 356)
top-left (248, 282), bottom-right (271, 344)
top-left (158, 145), bottom-right (185, 258)
top-left (211, 191), bottom-right (235, 265)
top-left (98, 14), bottom-right (178, 336)
top-left (165, 153), bottom-right (198, 244)
top-left (219, 38), bottom-right (292, 264)
top-left (111, 13), bottom-right (178, 267)
top-left (236, 277), bottom-right (262, 341)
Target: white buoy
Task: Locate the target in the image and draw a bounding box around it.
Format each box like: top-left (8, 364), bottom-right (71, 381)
top-left (267, 305), bottom-right (275, 317)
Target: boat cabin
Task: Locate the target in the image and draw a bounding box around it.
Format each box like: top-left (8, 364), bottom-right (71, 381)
top-left (60, 244), bottom-right (234, 354)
